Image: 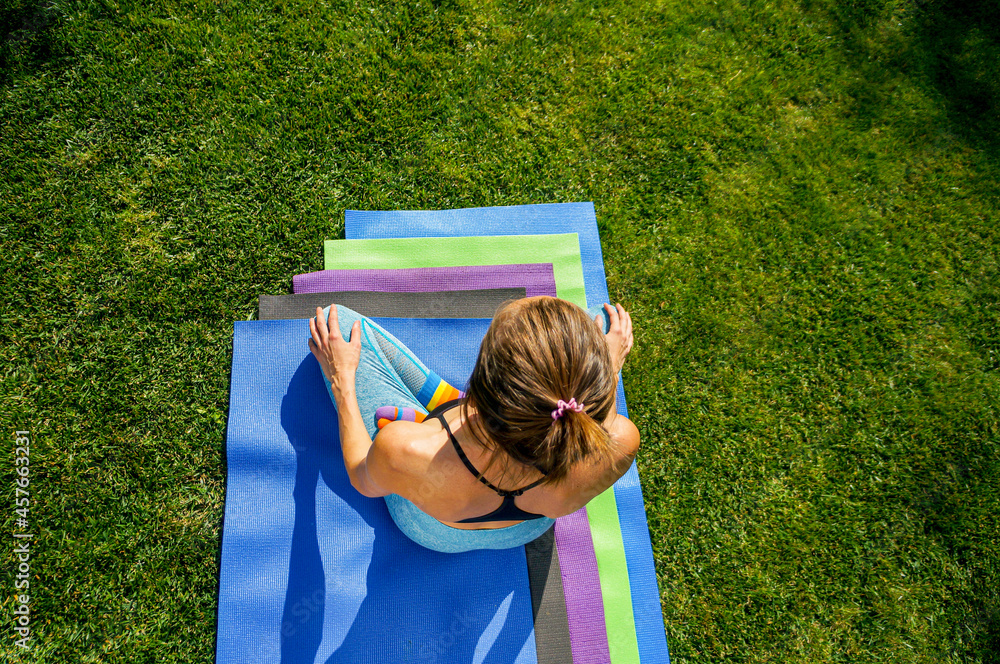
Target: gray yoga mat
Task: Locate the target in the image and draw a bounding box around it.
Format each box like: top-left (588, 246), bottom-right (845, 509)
top-left (525, 527), bottom-right (574, 664)
top-left (258, 288), bottom-right (527, 320)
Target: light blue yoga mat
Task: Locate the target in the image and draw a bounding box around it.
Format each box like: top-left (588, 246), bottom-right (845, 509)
top-left (345, 203), bottom-right (670, 664)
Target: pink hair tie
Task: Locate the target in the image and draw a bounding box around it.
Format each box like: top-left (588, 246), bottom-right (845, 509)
top-left (551, 398), bottom-right (585, 420)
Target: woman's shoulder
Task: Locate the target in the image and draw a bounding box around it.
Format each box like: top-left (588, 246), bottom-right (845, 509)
top-left (369, 418), bottom-right (490, 520)
top-left (372, 420), bottom-right (440, 469)
top-left (543, 414), bottom-right (640, 516)
top-left (362, 420), bottom-right (442, 497)
top-left (607, 413), bottom-right (640, 461)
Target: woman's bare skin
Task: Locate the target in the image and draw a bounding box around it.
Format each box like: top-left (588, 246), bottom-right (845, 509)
top-left (309, 296), bottom-right (639, 530)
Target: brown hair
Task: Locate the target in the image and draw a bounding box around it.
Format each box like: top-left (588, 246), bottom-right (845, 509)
top-left (461, 297), bottom-right (618, 487)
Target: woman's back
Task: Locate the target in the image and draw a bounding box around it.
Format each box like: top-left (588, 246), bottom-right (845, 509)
top-left (370, 396), bottom-right (640, 530)
top-left (310, 295), bottom-right (637, 551)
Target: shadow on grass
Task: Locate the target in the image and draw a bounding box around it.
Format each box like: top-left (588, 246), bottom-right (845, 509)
top-left (834, 0), bottom-right (1000, 161)
top-left (915, 454), bottom-right (1000, 661)
top-left (0, 0), bottom-right (68, 87)
top-left (805, 2), bottom-right (1000, 659)
top-left (907, 0), bottom-right (1000, 158)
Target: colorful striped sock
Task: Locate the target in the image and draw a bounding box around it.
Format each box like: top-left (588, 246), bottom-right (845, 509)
top-left (415, 371), bottom-right (464, 412)
top-left (375, 406), bottom-right (426, 430)
top-left (375, 372), bottom-right (464, 430)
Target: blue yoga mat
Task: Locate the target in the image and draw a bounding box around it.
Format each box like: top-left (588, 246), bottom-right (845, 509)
top-left (345, 203), bottom-right (669, 664)
top-left (218, 317), bottom-right (540, 664)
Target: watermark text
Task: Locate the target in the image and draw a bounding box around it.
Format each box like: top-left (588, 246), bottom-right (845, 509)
top-left (13, 430), bottom-right (32, 650)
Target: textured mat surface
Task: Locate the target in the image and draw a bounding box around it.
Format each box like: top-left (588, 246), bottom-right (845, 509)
top-left (345, 204), bottom-right (669, 664)
top-left (345, 204), bottom-right (608, 310)
top-left (219, 317), bottom-right (543, 664)
top-left (255, 287), bottom-right (571, 661)
top-left (258, 288), bottom-right (525, 320)
top-left (524, 528), bottom-right (573, 664)
top-left (323, 235), bottom-right (586, 308)
top-left (293, 264), bottom-right (557, 298)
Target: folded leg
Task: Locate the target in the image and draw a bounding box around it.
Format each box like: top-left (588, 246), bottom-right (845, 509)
top-left (318, 305), bottom-right (463, 436)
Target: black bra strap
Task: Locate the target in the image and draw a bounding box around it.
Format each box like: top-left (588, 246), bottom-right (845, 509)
top-left (507, 475), bottom-right (548, 496)
top-left (438, 410), bottom-right (505, 493)
top-left (424, 398), bottom-right (464, 422)
top-left (434, 400), bottom-right (549, 497)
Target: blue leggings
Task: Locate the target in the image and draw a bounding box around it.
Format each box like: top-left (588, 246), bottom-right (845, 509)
top-left (319, 303), bottom-right (609, 554)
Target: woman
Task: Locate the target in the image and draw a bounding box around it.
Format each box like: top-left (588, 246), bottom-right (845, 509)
top-left (308, 296), bottom-right (639, 553)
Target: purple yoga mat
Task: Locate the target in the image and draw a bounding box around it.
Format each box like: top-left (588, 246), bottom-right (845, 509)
top-left (555, 509), bottom-right (611, 663)
top-left (293, 264), bottom-right (557, 297)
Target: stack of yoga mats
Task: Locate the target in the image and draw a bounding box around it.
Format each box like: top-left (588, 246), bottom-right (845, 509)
top-left (216, 203), bottom-right (669, 664)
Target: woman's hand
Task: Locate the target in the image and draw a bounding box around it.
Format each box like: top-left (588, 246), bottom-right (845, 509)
top-left (309, 306), bottom-right (361, 397)
top-left (597, 303), bottom-right (634, 375)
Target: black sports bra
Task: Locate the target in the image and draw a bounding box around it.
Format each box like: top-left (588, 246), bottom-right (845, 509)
top-left (426, 399), bottom-right (549, 523)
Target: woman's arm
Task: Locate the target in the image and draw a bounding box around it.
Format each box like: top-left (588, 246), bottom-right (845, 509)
top-left (598, 301), bottom-right (641, 482)
top-left (598, 302), bottom-right (634, 376)
top-left (308, 306), bottom-right (391, 498)
top-left (329, 379), bottom-right (393, 498)
top-left (597, 302), bottom-right (635, 416)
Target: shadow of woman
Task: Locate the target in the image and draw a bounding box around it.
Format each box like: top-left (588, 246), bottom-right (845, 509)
top-left (278, 357), bottom-right (535, 664)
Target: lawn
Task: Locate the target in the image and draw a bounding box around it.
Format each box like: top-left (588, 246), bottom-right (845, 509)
top-left (1, 0), bottom-right (998, 661)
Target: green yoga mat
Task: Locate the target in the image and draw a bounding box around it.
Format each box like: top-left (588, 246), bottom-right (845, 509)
top-left (323, 234), bottom-right (587, 309)
top-left (324, 231), bottom-right (639, 662)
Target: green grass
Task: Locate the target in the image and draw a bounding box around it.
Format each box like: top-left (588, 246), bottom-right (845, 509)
top-left (1, 0), bottom-right (998, 661)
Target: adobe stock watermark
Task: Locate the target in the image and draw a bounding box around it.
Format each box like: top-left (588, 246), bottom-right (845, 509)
top-left (281, 588), bottom-right (326, 641)
top-left (418, 610), bottom-right (476, 663)
top-left (12, 430), bottom-right (33, 650)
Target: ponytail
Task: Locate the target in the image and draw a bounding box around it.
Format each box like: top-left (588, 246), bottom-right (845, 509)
top-left (533, 403), bottom-right (616, 483)
top-left (462, 297), bottom-right (619, 487)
